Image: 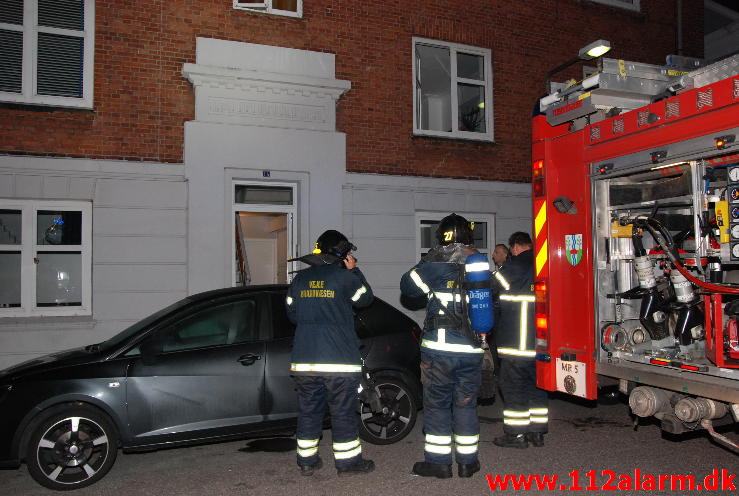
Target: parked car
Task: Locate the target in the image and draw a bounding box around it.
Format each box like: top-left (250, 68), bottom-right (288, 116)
top-left (0, 285), bottom-right (421, 490)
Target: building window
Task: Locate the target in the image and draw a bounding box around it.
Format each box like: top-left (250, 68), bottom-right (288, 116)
top-left (413, 37), bottom-right (493, 141)
top-left (416, 212), bottom-right (494, 259)
top-left (0, 0), bottom-right (95, 108)
top-left (233, 0), bottom-right (302, 18)
top-left (0, 200), bottom-right (92, 317)
top-left (588, 0), bottom-right (639, 11)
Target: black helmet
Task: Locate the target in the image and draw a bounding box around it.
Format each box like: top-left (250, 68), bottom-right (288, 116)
top-left (435, 213), bottom-right (474, 246)
top-left (313, 230), bottom-right (357, 258)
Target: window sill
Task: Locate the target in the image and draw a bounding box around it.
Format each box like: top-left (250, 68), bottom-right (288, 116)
top-left (0, 101), bottom-right (95, 114)
top-left (0, 316), bottom-right (96, 331)
top-left (411, 133), bottom-right (498, 145)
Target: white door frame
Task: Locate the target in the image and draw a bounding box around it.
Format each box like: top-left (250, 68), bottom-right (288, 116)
top-left (232, 181), bottom-right (297, 286)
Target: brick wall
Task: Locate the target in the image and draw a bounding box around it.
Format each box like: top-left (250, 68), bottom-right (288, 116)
top-left (0, 0), bottom-right (703, 182)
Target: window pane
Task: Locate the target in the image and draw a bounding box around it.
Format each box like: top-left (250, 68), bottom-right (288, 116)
top-left (39, 0), bottom-right (84, 31)
top-left (37, 32), bottom-right (84, 98)
top-left (272, 0), bottom-right (298, 12)
top-left (0, 30), bottom-right (23, 93)
top-left (159, 299), bottom-right (259, 352)
top-left (458, 84), bottom-right (486, 133)
top-left (0, 209), bottom-right (22, 244)
top-left (457, 53), bottom-right (483, 81)
top-left (36, 252), bottom-right (82, 306)
top-left (0, 0), bottom-right (23, 25)
top-left (37, 211), bottom-right (82, 245)
top-left (0, 252), bottom-right (21, 308)
top-left (472, 222), bottom-right (487, 249)
top-left (420, 220), bottom-right (440, 251)
top-left (416, 44), bottom-right (451, 132)
top-left (235, 185), bottom-right (293, 205)
top-left (271, 292), bottom-right (295, 339)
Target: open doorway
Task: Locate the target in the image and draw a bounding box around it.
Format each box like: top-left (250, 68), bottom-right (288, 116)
top-left (233, 183), bottom-right (296, 286)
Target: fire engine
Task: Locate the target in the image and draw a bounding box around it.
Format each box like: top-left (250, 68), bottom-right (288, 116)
top-left (533, 51), bottom-right (739, 451)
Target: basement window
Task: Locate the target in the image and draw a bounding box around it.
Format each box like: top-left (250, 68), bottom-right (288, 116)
top-left (0, 0), bottom-right (95, 108)
top-left (233, 0), bottom-right (302, 18)
top-left (0, 200), bottom-right (92, 317)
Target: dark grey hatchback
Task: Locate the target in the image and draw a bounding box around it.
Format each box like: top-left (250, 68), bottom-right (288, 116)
top-left (0, 285), bottom-right (421, 490)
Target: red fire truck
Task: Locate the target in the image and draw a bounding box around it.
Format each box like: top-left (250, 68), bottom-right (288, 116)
top-left (533, 53), bottom-right (739, 450)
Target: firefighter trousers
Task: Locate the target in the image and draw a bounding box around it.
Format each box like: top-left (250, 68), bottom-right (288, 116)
top-left (420, 350), bottom-right (483, 465)
top-left (293, 375), bottom-right (363, 469)
top-left (499, 357), bottom-right (549, 435)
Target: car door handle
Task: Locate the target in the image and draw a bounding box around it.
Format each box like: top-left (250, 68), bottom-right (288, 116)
top-left (238, 353), bottom-right (262, 366)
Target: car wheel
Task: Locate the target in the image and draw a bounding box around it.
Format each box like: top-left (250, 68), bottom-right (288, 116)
top-left (358, 375), bottom-right (417, 445)
top-left (25, 404), bottom-right (118, 491)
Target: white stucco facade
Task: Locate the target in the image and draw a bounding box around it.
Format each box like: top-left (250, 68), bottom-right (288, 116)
top-left (0, 39), bottom-right (531, 369)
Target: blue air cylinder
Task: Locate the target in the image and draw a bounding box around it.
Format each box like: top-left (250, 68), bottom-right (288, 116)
top-left (465, 253), bottom-right (494, 334)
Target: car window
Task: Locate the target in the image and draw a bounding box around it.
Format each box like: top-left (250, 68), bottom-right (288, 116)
top-left (355, 298), bottom-right (407, 339)
top-left (271, 292), bottom-right (295, 339)
top-left (125, 295), bottom-right (263, 356)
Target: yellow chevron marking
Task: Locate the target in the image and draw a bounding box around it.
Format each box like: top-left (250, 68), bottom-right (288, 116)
top-left (536, 240), bottom-right (548, 276)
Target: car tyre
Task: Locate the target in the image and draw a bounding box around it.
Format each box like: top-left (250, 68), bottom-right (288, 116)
top-left (25, 403), bottom-right (118, 491)
top-left (358, 374), bottom-right (418, 445)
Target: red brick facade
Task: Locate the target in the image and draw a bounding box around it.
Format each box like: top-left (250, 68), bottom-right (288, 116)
top-left (0, 0), bottom-right (702, 182)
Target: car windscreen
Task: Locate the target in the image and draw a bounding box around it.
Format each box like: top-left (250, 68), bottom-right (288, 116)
top-left (98, 298), bottom-right (193, 351)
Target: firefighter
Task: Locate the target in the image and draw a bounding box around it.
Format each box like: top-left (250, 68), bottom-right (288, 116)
top-left (492, 231), bottom-right (549, 448)
top-left (286, 230), bottom-right (376, 476)
top-left (400, 213), bottom-right (486, 479)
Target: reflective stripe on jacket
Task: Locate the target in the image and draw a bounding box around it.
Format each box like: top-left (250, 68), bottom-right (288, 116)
top-left (400, 259), bottom-right (483, 355)
top-left (493, 249), bottom-right (535, 358)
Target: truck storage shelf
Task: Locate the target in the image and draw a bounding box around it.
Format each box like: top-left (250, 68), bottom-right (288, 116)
top-left (608, 194), bottom-right (694, 211)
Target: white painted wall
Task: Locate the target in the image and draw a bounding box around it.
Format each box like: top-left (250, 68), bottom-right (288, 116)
top-left (0, 156), bottom-right (187, 369)
top-left (183, 38), bottom-right (351, 294)
top-left (343, 173), bottom-right (532, 323)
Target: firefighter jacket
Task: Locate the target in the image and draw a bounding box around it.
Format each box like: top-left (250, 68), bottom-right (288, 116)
top-left (400, 247), bottom-right (484, 356)
top-left (286, 263), bottom-right (374, 375)
top-left (492, 248), bottom-right (536, 358)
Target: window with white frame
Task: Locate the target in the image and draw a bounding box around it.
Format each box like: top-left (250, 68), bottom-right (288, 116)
top-left (413, 38), bottom-right (493, 141)
top-left (233, 0), bottom-right (302, 18)
top-left (0, 200), bottom-right (92, 317)
top-left (416, 212), bottom-right (494, 259)
top-left (588, 0), bottom-right (639, 11)
top-left (0, 0), bottom-right (95, 108)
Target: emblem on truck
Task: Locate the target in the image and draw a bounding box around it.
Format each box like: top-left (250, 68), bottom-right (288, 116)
top-left (564, 234), bottom-right (583, 266)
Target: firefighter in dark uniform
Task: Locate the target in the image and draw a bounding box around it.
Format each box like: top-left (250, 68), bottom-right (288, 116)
top-left (400, 213), bottom-right (487, 479)
top-left (286, 230), bottom-right (376, 476)
top-left (492, 231), bottom-right (549, 448)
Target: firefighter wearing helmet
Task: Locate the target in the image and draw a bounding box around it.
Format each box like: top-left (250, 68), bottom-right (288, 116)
top-left (286, 230), bottom-right (376, 476)
top-left (491, 231), bottom-right (548, 448)
top-left (400, 213), bottom-right (488, 479)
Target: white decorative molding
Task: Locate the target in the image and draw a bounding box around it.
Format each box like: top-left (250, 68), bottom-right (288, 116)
top-left (182, 40), bottom-right (350, 131)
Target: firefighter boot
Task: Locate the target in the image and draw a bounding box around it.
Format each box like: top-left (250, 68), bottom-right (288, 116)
top-left (299, 458), bottom-right (323, 476)
top-left (458, 460), bottom-right (481, 478)
top-left (411, 461), bottom-right (453, 479)
top-left (526, 432), bottom-right (545, 447)
top-left (337, 459), bottom-right (375, 477)
top-left (493, 433), bottom-right (528, 449)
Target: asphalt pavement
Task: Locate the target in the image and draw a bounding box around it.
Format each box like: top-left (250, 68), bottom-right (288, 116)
top-left (2, 394), bottom-right (736, 495)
